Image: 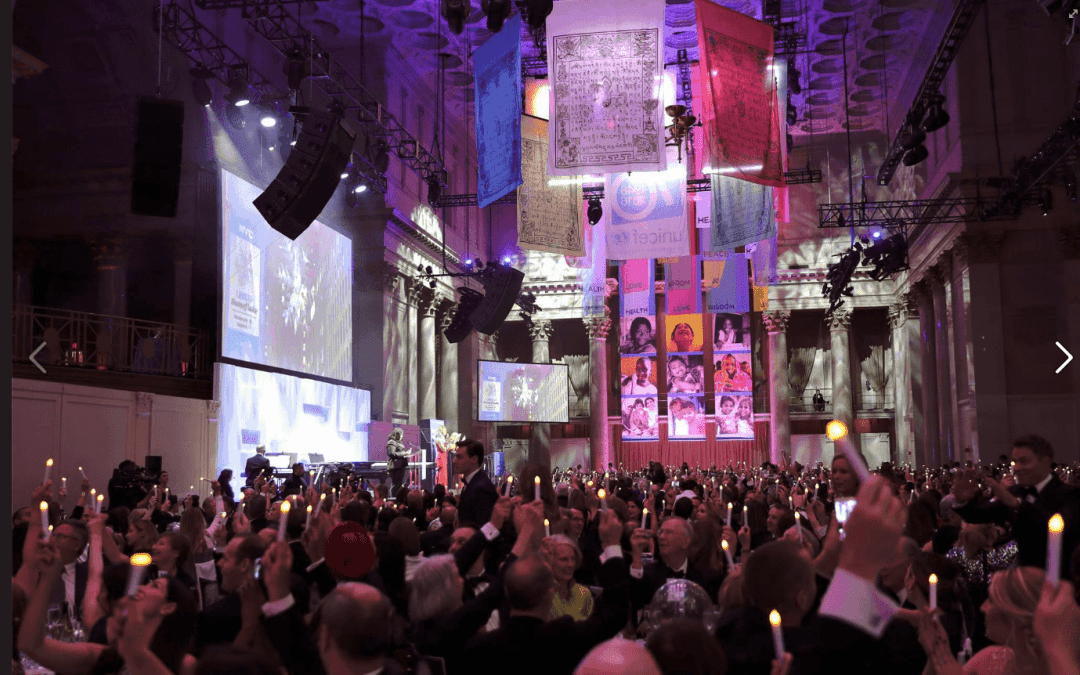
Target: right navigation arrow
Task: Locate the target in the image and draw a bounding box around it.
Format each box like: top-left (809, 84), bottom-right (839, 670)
top-left (1057, 342), bottom-right (1074, 374)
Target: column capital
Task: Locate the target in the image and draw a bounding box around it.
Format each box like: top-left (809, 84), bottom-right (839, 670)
top-left (1056, 225), bottom-right (1080, 260)
top-left (437, 297), bottom-right (458, 333)
top-left (950, 237), bottom-right (968, 270)
top-left (958, 229), bottom-right (1005, 264)
top-left (927, 258), bottom-right (951, 286)
top-left (527, 318), bottom-right (555, 342)
top-left (828, 308), bottom-right (852, 331)
top-left (384, 262), bottom-right (403, 294)
top-left (411, 281), bottom-right (439, 317)
top-left (911, 277), bottom-right (934, 299)
top-left (584, 316), bottom-right (612, 340)
top-left (762, 310), bottom-right (791, 333)
top-left (897, 291), bottom-right (919, 321)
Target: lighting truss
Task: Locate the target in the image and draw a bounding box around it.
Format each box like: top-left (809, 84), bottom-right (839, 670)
top-left (193, 0), bottom-right (310, 8)
top-left (226, 2), bottom-right (447, 190)
top-left (817, 196), bottom-right (1018, 229)
top-left (155, 3), bottom-right (286, 104)
top-left (877, 0), bottom-right (984, 186)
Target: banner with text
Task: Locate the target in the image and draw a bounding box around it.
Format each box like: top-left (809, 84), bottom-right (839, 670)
top-left (702, 252), bottom-right (750, 314)
top-left (547, 0), bottom-right (667, 175)
top-left (474, 13), bottom-right (523, 208)
top-left (665, 256), bottom-right (701, 315)
top-left (581, 214), bottom-right (608, 317)
top-left (605, 147), bottom-right (690, 260)
top-left (619, 259), bottom-right (656, 318)
top-left (518, 115), bottom-right (585, 256)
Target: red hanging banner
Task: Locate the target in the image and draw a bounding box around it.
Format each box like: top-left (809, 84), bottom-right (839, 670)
top-left (695, 1), bottom-right (784, 188)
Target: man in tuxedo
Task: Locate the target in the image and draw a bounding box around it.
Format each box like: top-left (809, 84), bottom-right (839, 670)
top-left (628, 516), bottom-right (722, 614)
top-left (245, 445), bottom-right (271, 488)
top-left (419, 505), bottom-right (457, 556)
top-left (49, 519), bottom-right (89, 619)
top-left (953, 434), bottom-right (1080, 571)
top-left (196, 533), bottom-right (267, 654)
top-left (455, 439), bottom-right (499, 526)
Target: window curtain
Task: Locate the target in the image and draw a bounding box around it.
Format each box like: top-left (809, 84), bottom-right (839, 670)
top-left (787, 346), bottom-right (817, 401)
top-left (861, 343), bottom-right (889, 397)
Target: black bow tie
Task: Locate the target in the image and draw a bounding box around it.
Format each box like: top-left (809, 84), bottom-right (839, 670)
top-left (1018, 486), bottom-right (1038, 498)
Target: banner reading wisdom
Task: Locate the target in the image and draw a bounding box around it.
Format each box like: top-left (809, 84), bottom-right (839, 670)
top-left (518, 115), bottom-right (585, 256)
top-left (474, 13), bottom-right (523, 208)
top-left (547, 0), bottom-right (667, 176)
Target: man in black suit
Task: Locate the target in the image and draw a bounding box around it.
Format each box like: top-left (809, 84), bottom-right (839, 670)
top-left (454, 439), bottom-right (499, 526)
top-left (462, 509), bottom-right (631, 675)
top-left (245, 445), bottom-right (271, 488)
top-left (49, 519), bottom-right (89, 619)
top-left (953, 434), bottom-right (1080, 572)
top-left (195, 533), bottom-right (267, 654)
top-left (628, 516), bottom-right (722, 614)
top-left (419, 505), bottom-right (457, 557)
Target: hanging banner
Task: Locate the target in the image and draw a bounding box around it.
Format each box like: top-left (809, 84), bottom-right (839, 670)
top-left (665, 314), bottom-right (703, 353)
top-left (665, 256), bottom-right (701, 315)
top-left (619, 315), bottom-right (658, 355)
top-left (622, 394), bottom-right (659, 440)
top-left (605, 147), bottom-right (690, 260)
top-left (518, 115), bottom-right (585, 256)
top-left (709, 174), bottom-right (777, 251)
top-left (696, 0), bottom-right (784, 187)
top-left (749, 236), bottom-right (779, 286)
top-left (547, 0), bottom-right (667, 175)
top-left (669, 395), bottom-right (708, 439)
top-left (703, 252), bottom-right (750, 315)
top-left (619, 259), bottom-right (655, 318)
top-left (716, 394), bottom-right (755, 440)
top-left (474, 13), bottom-right (523, 208)
top-left (581, 215), bottom-right (608, 317)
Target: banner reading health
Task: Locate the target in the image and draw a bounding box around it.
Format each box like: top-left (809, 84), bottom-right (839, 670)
top-left (581, 214), bottom-right (608, 317)
top-left (605, 147), bottom-right (690, 260)
top-left (665, 256), bottom-right (701, 315)
top-left (702, 252), bottom-right (750, 314)
top-left (474, 14), bottom-right (523, 208)
top-left (619, 259), bottom-right (655, 318)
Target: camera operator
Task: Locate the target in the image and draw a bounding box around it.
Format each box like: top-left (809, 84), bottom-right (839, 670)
top-left (107, 460), bottom-right (157, 511)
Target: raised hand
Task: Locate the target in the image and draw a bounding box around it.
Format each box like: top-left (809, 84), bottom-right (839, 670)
top-left (737, 525), bottom-right (752, 551)
top-left (490, 496), bottom-right (512, 531)
top-left (1034, 579), bottom-right (1080, 674)
top-left (597, 509), bottom-right (623, 548)
top-left (262, 541), bottom-right (293, 602)
top-left (838, 475), bottom-right (907, 582)
top-left (951, 470), bottom-right (979, 503)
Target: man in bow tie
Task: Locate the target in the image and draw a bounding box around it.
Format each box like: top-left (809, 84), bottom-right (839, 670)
top-left (953, 435), bottom-right (1079, 572)
top-left (628, 516), bottom-right (721, 616)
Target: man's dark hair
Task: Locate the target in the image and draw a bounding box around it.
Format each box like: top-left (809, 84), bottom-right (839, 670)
top-left (744, 540), bottom-right (815, 618)
top-left (342, 501), bottom-right (372, 527)
top-left (505, 555), bottom-right (553, 611)
top-left (646, 618), bottom-right (728, 675)
top-left (312, 583), bottom-right (393, 660)
top-left (233, 533), bottom-right (267, 563)
top-left (118, 460), bottom-right (137, 471)
top-left (246, 495), bottom-right (267, 521)
top-left (673, 497), bottom-right (694, 519)
top-left (457, 439), bottom-right (485, 463)
top-left (59, 518), bottom-right (90, 553)
top-left (1013, 434), bottom-right (1054, 460)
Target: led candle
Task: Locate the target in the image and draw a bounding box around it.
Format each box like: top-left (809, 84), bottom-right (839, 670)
top-left (534, 475), bottom-right (541, 502)
top-left (96, 494), bottom-right (104, 514)
top-left (278, 500), bottom-right (291, 542)
top-left (929, 574), bottom-right (938, 610)
top-left (44, 458), bottom-right (53, 485)
top-left (1048, 514), bottom-right (1064, 587)
top-left (306, 504), bottom-right (313, 529)
top-left (61, 477), bottom-right (67, 491)
top-left (597, 489), bottom-right (608, 512)
top-left (39, 501), bottom-right (50, 541)
top-left (794, 512), bottom-right (804, 541)
top-left (126, 553), bottom-right (151, 597)
top-left (642, 507), bottom-right (648, 529)
top-left (769, 610), bottom-right (785, 665)
top-left (743, 505), bottom-right (748, 527)
top-left (505, 476), bottom-right (513, 497)
top-left (721, 539), bottom-right (735, 569)
top-left (544, 519), bottom-right (550, 537)
top-left (789, 495), bottom-right (794, 510)
top-left (726, 502), bottom-right (733, 528)
top-left (79, 466), bottom-right (87, 480)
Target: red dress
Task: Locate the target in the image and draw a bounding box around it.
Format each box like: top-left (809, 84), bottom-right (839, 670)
top-left (435, 440), bottom-right (451, 488)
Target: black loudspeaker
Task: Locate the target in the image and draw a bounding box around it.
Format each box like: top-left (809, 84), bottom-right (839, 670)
top-left (444, 287), bottom-right (484, 343)
top-left (470, 265), bottom-right (524, 334)
top-left (253, 110), bottom-right (355, 239)
top-left (145, 455), bottom-right (162, 473)
top-left (132, 98), bottom-right (184, 218)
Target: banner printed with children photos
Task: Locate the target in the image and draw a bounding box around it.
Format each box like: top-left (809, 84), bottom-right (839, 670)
top-left (620, 315), bottom-right (659, 439)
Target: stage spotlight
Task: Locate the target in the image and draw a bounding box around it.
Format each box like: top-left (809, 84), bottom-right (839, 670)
top-left (900, 112), bottom-right (925, 150)
top-left (1039, 190), bottom-right (1053, 216)
top-left (482, 0), bottom-right (512, 32)
top-left (224, 101), bottom-right (246, 130)
top-left (427, 175), bottom-right (442, 206)
top-left (259, 105), bottom-right (278, 128)
top-left (502, 256), bottom-right (512, 265)
top-left (372, 139), bottom-right (390, 175)
top-left (284, 50), bottom-right (308, 91)
top-left (862, 233), bottom-right (908, 281)
top-left (587, 197), bottom-right (603, 225)
top-left (225, 76), bottom-right (251, 107)
top-left (524, 0), bottom-right (554, 29)
top-left (190, 68), bottom-right (213, 107)
top-left (902, 144), bottom-right (929, 167)
top-left (441, 0), bottom-right (469, 35)
top-left (920, 94), bottom-right (949, 133)
top-left (354, 183), bottom-right (367, 194)
top-left (789, 65), bottom-right (802, 95)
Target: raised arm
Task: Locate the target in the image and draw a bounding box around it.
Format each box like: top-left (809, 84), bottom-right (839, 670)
top-left (82, 514), bottom-right (107, 629)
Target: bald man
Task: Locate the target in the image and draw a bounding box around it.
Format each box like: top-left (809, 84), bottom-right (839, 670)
top-left (575, 638), bottom-right (662, 675)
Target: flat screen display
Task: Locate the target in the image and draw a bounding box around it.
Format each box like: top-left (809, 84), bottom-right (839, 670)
top-left (478, 360), bottom-right (569, 423)
top-left (220, 170), bottom-right (352, 382)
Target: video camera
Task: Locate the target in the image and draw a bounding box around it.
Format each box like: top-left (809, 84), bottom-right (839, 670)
top-left (111, 463), bottom-right (161, 490)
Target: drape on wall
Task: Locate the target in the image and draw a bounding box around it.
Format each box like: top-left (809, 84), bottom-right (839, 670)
top-left (787, 346), bottom-right (816, 401)
top-left (861, 344), bottom-right (888, 395)
top-left (612, 418), bottom-right (769, 468)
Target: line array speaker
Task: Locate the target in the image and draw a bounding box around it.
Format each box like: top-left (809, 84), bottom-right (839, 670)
top-left (470, 265), bottom-right (524, 334)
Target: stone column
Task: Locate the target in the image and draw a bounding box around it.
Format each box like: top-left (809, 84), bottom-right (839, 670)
top-left (528, 318), bottom-right (555, 470)
top-left (892, 293), bottom-right (922, 467)
top-left (763, 310), bottom-right (791, 465)
top-left (437, 297), bottom-right (460, 430)
top-left (92, 236), bottom-right (129, 369)
top-left (829, 308), bottom-right (857, 450)
top-left (412, 282), bottom-right (439, 423)
top-left (915, 279), bottom-right (940, 469)
top-left (929, 261), bottom-right (955, 463)
top-left (951, 241), bottom-right (977, 460)
top-left (585, 315), bottom-right (612, 472)
top-left (383, 263), bottom-right (411, 424)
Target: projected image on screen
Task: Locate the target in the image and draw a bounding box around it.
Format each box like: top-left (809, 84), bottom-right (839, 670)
top-left (478, 360), bottom-right (569, 423)
top-left (221, 170), bottom-right (352, 381)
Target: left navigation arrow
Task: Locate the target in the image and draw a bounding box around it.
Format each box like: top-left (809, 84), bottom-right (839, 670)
top-left (29, 342), bottom-right (47, 373)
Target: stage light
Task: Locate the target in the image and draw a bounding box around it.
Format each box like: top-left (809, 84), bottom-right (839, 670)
top-left (1040, 190), bottom-right (1053, 216)
top-left (789, 65), bottom-right (802, 95)
top-left (482, 0), bottom-right (511, 32)
top-left (900, 112), bottom-right (925, 150)
top-left (341, 171), bottom-right (350, 180)
top-left (502, 256), bottom-right (512, 265)
top-left (284, 50), bottom-right (308, 91)
top-left (354, 184), bottom-right (367, 194)
top-left (862, 233), bottom-right (909, 281)
top-left (224, 101), bottom-right (246, 130)
top-left (259, 106), bottom-right (278, 128)
top-left (902, 144), bottom-right (929, 167)
top-left (524, 0), bottom-right (554, 29)
top-left (427, 174), bottom-right (442, 206)
top-left (587, 197), bottom-right (603, 226)
top-left (441, 0), bottom-right (468, 35)
top-left (920, 94), bottom-right (949, 133)
top-left (465, 259), bottom-right (473, 266)
top-left (226, 77), bottom-right (251, 107)
top-left (190, 68), bottom-right (213, 107)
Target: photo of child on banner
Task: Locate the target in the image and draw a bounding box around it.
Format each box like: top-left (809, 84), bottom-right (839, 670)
top-left (714, 352), bottom-right (753, 393)
top-left (622, 396), bottom-right (659, 440)
top-left (716, 394), bottom-right (754, 439)
top-left (669, 394), bottom-right (708, 439)
top-left (621, 355), bottom-right (658, 396)
top-left (714, 313), bottom-right (752, 350)
top-left (666, 314), bottom-right (704, 352)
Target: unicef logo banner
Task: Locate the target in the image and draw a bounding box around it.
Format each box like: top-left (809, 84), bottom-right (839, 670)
top-left (605, 148), bottom-right (690, 260)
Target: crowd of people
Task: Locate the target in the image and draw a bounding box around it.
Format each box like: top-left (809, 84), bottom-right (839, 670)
top-left (12, 435), bottom-right (1080, 675)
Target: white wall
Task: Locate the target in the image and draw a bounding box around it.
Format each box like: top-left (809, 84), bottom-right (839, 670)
top-left (791, 433), bottom-right (892, 471)
top-left (11, 379), bottom-right (215, 513)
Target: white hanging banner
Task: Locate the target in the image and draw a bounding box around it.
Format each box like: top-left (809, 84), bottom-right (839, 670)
top-left (547, 0), bottom-right (667, 176)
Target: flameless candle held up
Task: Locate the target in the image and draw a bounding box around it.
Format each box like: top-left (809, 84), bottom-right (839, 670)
top-left (794, 512), bottom-right (804, 541)
top-left (769, 610), bottom-right (785, 665)
top-left (827, 420), bottom-right (871, 484)
top-left (1048, 514), bottom-right (1064, 587)
top-left (39, 501), bottom-right (50, 542)
top-left (278, 500), bottom-right (291, 542)
top-left (597, 488), bottom-right (608, 512)
top-left (505, 476), bottom-right (514, 497)
top-left (642, 507), bottom-right (648, 529)
top-left (544, 519), bottom-right (550, 537)
top-left (306, 504), bottom-right (313, 529)
top-left (721, 539), bottom-right (735, 569)
top-left (61, 477), bottom-right (67, 491)
top-left (126, 553), bottom-right (151, 597)
top-left (96, 493), bottom-right (104, 514)
top-left (726, 503), bottom-right (732, 528)
top-left (534, 475), bottom-right (541, 502)
top-left (44, 458), bottom-right (53, 485)
top-left (79, 466), bottom-right (87, 480)
top-left (929, 574), bottom-right (938, 610)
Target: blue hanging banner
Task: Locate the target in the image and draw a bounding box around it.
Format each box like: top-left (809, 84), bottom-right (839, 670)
top-left (703, 253), bottom-right (750, 314)
top-left (619, 259), bottom-right (655, 318)
top-left (708, 174), bottom-right (777, 251)
top-left (474, 13), bottom-right (523, 208)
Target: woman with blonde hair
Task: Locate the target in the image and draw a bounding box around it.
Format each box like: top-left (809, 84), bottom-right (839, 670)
top-left (919, 566), bottom-right (1053, 675)
top-left (544, 535), bottom-right (594, 621)
top-left (124, 518), bottom-right (158, 555)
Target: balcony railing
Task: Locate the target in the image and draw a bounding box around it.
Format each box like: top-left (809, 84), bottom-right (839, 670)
top-left (13, 305), bottom-right (211, 379)
top-left (790, 390), bottom-right (833, 414)
top-left (856, 390), bottom-right (895, 411)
